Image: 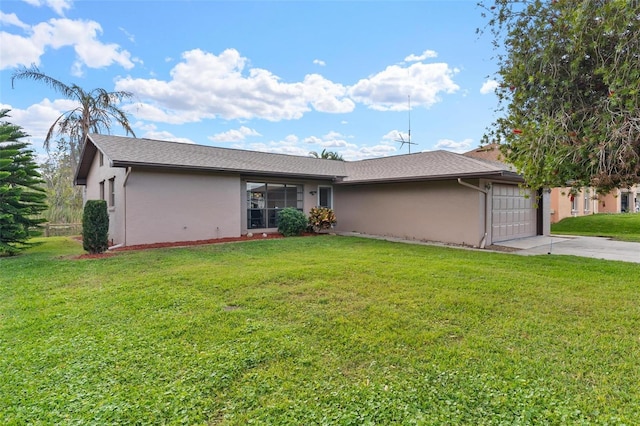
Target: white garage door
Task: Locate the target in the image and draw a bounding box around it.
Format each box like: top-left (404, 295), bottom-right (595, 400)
top-left (491, 184), bottom-right (537, 242)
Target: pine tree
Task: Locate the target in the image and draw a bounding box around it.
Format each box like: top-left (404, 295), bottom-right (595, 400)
top-left (0, 109), bottom-right (48, 255)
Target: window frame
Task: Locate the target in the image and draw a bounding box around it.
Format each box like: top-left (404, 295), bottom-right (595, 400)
top-left (246, 181), bottom-right (303, 229)
top-left (108, 177), bottom-right (115, 208)
top-left (583, 188), bottom-right (590, 213)
top-left (318, 186), bottom-right (333, 209)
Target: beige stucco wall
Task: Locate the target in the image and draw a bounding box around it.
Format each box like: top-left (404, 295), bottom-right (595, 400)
top-left (600, 187), bottom-right (638, 213)
top-left (333, 180), bottom-right (485, 247)
top-left (123, 169), bottom-right (242, 246)
top-left (84, 150), bottom-right (127, 245)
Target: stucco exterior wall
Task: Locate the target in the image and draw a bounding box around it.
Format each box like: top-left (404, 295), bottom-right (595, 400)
top-left (124, 170), bottom-right (241, 246)
top-left (598, 191), bottom-right (619, 214)
top-left (550, 187), bottom-right (598, 223)
top-left (84, 151), bottom-right (127, 245)
top-left (333, 180), bottom-right (485, 247)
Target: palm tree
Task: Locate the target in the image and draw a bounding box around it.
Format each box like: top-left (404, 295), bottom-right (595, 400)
top-left (309, 148), bottom-right (344, 161)
top-left (11, 65), bottom-right (136, 169)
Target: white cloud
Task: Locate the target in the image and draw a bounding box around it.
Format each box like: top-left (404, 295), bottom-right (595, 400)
top-left (313, 59), bottom-right (326, 66)
top-left (22, 0), bottom-right (73, 16)
top-left (119, 27), bottom-right (135, 43)
top-left (302, 131), bottom-right (356, 150)
top-left (209, 126), bottom-right (262, 143)
top-left (0, 12), bottom-right (30, 30)
top-left (0, 99), bottom-right (78, 150)
top-left (433, 138), bottom-right (474, 153)
top-left (141, 129), bottom-right (195, 144)
top-left (404, 49), bottom-right (438, 62)
top-left (382, 130), bottom-right (404, 142)
top-left (348, 62), bottom-right (459, 111)
top-left (115, 48), bottom-right (354, 124)
top-left (0, 16), bottom-right (134, 71)
top-left (304, 74), bottom-right (355, 113)
top-left (123, 102), bottom-right (189, 125)
top-left (480, 79), bottom-right (499, 95)
top-left (248, 134), bottom-right (310, 156)
top-left (341, 144), bottom-right (397, 161)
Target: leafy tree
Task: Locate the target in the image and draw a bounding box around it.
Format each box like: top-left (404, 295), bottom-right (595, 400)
top-left (309, 149), bottom-right (344, 161)
top-left (0, 110), bottom-right (48, 255)
top-left (11, 65), bottom-right (136, 169)
top-left (480, 0), bottom-right (640, 193)
top-left (39, 139), bottom-right (84, 224)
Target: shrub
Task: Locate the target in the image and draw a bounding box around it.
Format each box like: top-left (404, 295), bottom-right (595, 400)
top-left (82, 200), bottom-right (109, 254)
top-left (277, 208), bottom-right (307, 237)
top-left (308, 207), bottom-right (337, 233)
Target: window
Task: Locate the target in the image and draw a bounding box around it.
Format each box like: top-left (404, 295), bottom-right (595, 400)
top-left (99, 181), bottom-right (105, 200)
top-left (571, 192), bottom-right (578, 212)
top-left (247, 182), bottom-right (303, 229)
top-left (99, 152), bottom-right (104, 166)
top-left (318, 186), bottom-right (333, 208)
top-left (583, 188), bottom-right (590, 213)
top-left (108, 178), bottom-right (115, 207)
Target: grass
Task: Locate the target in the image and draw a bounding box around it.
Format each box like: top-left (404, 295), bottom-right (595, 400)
top-left (2, 236), bottom-right (640, 425)
top-left (551, 213), bottom-right (640, 242)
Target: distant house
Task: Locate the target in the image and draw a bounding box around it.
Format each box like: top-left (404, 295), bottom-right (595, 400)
top-left (464, 144), bottom-right (639, 223)
top-left (75, 134), bottom-right (550, 248)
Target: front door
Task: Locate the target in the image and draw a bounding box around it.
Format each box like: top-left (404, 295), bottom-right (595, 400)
top-left (318, 186), bottom-right (333, 208)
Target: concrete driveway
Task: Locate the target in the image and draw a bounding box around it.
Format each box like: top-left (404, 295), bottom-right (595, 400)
top-left (495, 235), bottom-right (640, 264)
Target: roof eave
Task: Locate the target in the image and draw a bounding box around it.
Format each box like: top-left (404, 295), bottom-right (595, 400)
top-left (337, 170), bottom-right (524, 185)
top-left (74, 137), bottom-right (98, 186)
top-left (111, 160), bottom-right (345, 181)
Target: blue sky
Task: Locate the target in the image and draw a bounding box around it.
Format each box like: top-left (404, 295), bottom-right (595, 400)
top-left (0, 0), bottom-right (502, 161)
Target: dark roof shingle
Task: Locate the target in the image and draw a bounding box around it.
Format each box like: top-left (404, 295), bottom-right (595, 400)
top-left (76, 134), bottom-right (521, 185)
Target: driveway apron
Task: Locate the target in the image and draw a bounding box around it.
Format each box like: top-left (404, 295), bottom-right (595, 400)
top-left (495, 235), bottom-right (640, 264)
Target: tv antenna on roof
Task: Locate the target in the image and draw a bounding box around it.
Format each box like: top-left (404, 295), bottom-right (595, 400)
top-left (395, 95), bottom-right (417, 154)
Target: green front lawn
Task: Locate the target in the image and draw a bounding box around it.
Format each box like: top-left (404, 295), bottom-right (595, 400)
top-left (552, 213), bottom-right (640, 242)
top-left (2, 236), bottom-right (639, 424)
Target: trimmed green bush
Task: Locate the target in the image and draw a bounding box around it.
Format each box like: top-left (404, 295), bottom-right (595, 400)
top-left (277, 207), bottom-right (307, 237)
top-left (82, 200), bottom-right (109, 253)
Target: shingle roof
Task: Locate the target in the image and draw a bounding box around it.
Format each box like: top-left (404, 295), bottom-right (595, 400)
top-left (76, 134), bottom-right (522, 185)
top-left (341, 150), bottom-right (518, 183)
top-left (82, 134), bottom-right (347, 180)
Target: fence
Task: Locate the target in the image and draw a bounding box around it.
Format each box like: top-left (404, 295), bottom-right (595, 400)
top-left (43, 223), bottom-right (82, 237)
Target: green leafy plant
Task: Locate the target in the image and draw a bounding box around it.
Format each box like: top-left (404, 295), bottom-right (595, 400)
top-left (308, 206), bottom-right (337, 233)
top-left (480, 0), bottom-right (640, 193)
top-left (277, 207), bottom-right (307, 237)
top-left (0, 110), bottom-right (47, 256)
top-left (82, 200), bottom-right (109, 253)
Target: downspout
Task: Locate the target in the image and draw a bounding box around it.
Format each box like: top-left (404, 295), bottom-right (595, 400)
top-left (122, 167), bottom-right (132, 247)
top-left (457, 178), bottom-right (489, 249)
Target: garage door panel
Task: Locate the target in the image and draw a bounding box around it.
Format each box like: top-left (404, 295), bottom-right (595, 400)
top-left (492, 184), bottom-right (537, 242)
